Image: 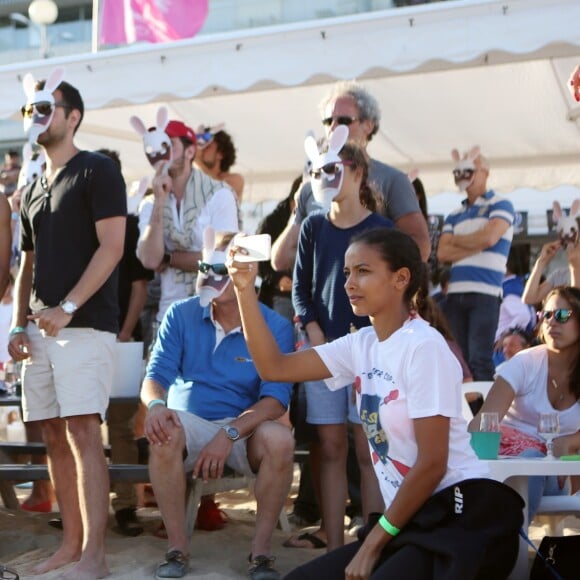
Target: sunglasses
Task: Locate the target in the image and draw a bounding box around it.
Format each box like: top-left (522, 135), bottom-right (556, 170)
top-left (539, 309), bottom-right (574, 324)
top-left (198, 261), bottom-right (228, 276)
top-left (309, 160), bottom-right (352, 180)
top-left (321, 116), bottom-right (359, 127)
top-left (452, 168), bottom-right (475, 180)
top-left (20, 101), bottom-right (70, 119)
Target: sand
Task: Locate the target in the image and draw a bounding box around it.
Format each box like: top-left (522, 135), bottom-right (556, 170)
top-left (0, 484), bottom-right (323, 579)
top-left (1, 485), bottom-right (579, 579)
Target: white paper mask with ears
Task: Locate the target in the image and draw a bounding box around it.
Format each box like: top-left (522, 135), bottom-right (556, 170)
top-left (451, 145), bottom-right (480, 192)
top-left (195, 123), bottom-right (225, 149)
top-left (17, 142), bottom-right (45, 189)
top-left (553, 199), bottom-right (580, 248)
top-left (304, 125), bottom-right (349, 211)
top-left (130, 106), bottom-right (172, 170)
top-left (21, 67), bottom-right (65, 143)
top-left (196, 226), bottom-right (235, 307)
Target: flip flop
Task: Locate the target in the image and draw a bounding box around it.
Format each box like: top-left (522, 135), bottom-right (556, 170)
top-left (283, 532), bottom-right (327, 549)
top-left (0, 565), bottom-right (19, 579)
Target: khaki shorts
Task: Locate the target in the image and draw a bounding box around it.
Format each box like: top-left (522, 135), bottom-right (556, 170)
top-left (176, 411), bottom-right (254, 477)
top-left (21, 322), bottom-right (116, 422)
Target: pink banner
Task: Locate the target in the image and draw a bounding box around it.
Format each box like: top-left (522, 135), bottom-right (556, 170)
top-left (100, 0), bottom-right (209, 46)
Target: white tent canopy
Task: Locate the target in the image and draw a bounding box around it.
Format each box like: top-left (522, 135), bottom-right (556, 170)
top-left (1, 0), bottom-right (580, 205)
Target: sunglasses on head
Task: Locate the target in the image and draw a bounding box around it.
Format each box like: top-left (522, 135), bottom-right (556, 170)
top-left (198, 261), bottom-right (228, 276)
top-left (309, 160), bottom-right (352, 180)
top-left (539, 309), bottom-right (573, 323)
top-left (20, 101), bottom-right (70, 119)
top-left (321, 116), bottom-right (359, 127)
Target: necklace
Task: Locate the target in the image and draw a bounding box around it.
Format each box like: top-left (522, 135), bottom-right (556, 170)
top-left (551, 379), bottom-right (565, 402)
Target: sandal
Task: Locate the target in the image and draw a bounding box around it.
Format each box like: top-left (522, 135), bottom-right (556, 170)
top-left (155, 550), bottom-right (189, 579)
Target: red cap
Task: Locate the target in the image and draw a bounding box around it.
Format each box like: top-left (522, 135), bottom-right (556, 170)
top-left (166, 120), bottom-right (196, 145)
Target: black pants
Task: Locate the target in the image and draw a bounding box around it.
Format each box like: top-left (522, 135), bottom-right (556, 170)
top-left (284, 541), bottom-right (433, 579)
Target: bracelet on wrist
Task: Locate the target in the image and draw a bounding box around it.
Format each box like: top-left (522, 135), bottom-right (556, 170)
top-left (378, 515), bottom-right (401, 537)
top-left (147, 399), bottom-right (166, 410)
top-left (9, 326), bottom-right (26, 337)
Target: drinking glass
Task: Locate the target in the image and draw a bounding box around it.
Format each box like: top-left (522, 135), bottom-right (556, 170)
top-left (480, 412), bottom-right (500, 432)
top-left (538, 413), bottom-right (560, 459)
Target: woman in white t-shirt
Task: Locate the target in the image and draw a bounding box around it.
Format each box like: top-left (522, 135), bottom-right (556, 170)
top-left (229, 227), bottom-right (523, 579)
top-left (471, 286), bottom-right (580, 520)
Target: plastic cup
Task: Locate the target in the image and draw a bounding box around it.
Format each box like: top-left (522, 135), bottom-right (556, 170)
top-left (470, 431), bottom-right (501, 460)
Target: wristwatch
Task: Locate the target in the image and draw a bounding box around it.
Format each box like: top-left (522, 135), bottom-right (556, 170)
top-left (59, 299), bottom-right (78, 315)
top-left (221, 424), bottom-right (240, 441)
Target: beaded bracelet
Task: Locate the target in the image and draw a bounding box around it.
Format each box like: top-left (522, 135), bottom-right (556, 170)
top-left (378, 515), bottom-right (400, 537)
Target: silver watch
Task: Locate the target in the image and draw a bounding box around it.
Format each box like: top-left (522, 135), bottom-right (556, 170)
top-left (59, 299), bottom-right (78, 315)
top-left (221, 424), bottom-right (240, 441)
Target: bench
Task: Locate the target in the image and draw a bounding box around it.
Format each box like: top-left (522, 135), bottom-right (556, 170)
top-left (0, 442), bottom-right (111, 458)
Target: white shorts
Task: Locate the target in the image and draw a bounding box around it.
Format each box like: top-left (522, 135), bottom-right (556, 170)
top-left (176, 411), bottom-right (255, 477)
top-left (21, 322), bottom-right (116, 422)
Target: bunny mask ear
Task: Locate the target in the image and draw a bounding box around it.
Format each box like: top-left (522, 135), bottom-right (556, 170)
top-left (196, 226), bottom-right (235, 307)
top-left (21, 66), bottom-right (65, 143)
top-left (308, 125), bottom-right (349, 210)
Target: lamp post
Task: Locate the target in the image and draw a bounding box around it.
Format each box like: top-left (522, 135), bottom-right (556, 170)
top-left (27, 0), bottom-right (58, 58)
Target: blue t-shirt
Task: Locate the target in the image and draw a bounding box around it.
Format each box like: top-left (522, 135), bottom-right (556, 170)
top-left (146, 296), bottom-right (294, 420)
top-left (293, 212), bottom-right (393, 340)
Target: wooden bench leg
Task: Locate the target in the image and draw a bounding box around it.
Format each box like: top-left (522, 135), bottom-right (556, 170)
top-left (185, 477), bottom-right (204, 538)
top-left (0, 480), bottom-right (19, 509)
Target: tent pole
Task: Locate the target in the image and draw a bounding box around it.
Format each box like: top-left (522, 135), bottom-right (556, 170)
top-left (91, 0), bottom-right (99, 53)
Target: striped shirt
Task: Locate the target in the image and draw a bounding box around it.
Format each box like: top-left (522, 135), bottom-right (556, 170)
top-left (443, 190), bottom-right (514, 297)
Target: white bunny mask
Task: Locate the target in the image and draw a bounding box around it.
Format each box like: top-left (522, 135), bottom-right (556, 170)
top-left (304, 125), bottom-right (349, 210)
top-left (21, 67), bottom-right (65, 143)
top-left (130, 107), bottom-right (172, 169)
top-left (17, 142), bottom-right (45, 189)
top-left (195, 123), bottom-right (225, 150)
top-left (196, 226), bottom-right (236, 307)
top-left (451, 146), bottom-right (481, 192)
top-left (552, 200), bottom-right (580, 248)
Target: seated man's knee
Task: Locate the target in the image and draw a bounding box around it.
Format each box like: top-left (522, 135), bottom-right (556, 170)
top-left (255, 422), bottom-right (294, 461)
top-left (148, 428), bottom-right (186, 463)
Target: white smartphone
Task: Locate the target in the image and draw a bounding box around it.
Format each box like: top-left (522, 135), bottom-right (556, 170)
top-left (233, 234), bottom-right (271, 262)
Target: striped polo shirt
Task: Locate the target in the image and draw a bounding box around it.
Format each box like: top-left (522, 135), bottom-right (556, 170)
top-left (443, 190), bottom-right (514, 297)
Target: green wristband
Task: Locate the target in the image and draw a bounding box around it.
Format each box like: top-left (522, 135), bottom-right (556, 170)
top-left (147, 399), bottom-right (166, 410)
top-left (9, 326), bottom-right (26, 336)
top-left (378, 515), bottom-right (400, 536)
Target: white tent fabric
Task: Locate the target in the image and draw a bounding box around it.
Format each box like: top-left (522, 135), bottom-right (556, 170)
top-left (1, 0), bottom-right (580, 204)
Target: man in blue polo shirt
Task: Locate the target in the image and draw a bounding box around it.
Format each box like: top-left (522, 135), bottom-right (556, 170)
top-left (437, 147), bottom-right (515, 381)
top-left (141, 230), bottom-right (294, 580)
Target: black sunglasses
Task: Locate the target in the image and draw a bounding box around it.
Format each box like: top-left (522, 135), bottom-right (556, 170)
top-left (452, 168), bottom-right (475, 180)
top-left (321, 116), bottom-right (359, 127)
top-left (309, 160), bottom-right (353, 180)
top-left (198, 261), bottom-right (228, 276)
top-left (21, 101), bottom-right (70, 119)
top-left (539, 309), bottom-right (573, 324)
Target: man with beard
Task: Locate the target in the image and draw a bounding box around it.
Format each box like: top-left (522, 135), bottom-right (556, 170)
top-left (137, 120), bottom-right (239, 323)
top-left (8, 70), bottom-right (126, 579)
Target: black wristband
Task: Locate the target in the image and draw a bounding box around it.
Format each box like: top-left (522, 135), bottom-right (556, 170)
top-left (162, 253), bottom-right (171, 265)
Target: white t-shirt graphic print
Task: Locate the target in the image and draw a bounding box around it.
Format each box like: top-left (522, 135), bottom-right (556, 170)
top-left (314, 317), bottom-right (488, 506)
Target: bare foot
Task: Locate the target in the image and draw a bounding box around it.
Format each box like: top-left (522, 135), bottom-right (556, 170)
top-left (59, 558), bottom-right (110, 580)
top-left (31, 546), bottom-right (81, 575)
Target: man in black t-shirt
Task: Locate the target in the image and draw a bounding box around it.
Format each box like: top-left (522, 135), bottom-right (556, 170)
top-left (9, 74), bottom-right (126, 579)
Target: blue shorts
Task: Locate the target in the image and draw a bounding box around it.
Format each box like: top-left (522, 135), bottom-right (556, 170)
top-left (304, 379), bottom-right (360, 425)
